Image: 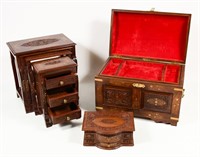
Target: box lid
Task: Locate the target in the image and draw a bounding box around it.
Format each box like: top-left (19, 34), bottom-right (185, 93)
top-left (7, 33), bottom-right (75, 56)
top-left (82, 111), bottom-right (134, 135)
top-left (110, 10), bottom-right (191, 63)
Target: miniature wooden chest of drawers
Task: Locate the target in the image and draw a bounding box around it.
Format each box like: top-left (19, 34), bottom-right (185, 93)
top-left (82, 111), bottom-right (135, 150)
top-left (7, 34), bottom-right (76, 114)
top-left (32, 56), bottom-right (81, 127)
top-left (95, 9), bottom-right (191, 126)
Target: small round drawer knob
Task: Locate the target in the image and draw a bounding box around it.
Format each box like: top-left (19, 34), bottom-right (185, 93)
top-left (66, 116), bottom-right (70, 121)
top-left (63, 99), bottom-right (68, 104)
top-left (59, 81), bottom-right (64, 86)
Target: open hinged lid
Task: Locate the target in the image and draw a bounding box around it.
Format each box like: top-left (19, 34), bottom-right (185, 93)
top-left (110, 9), bottom-right (191, 63)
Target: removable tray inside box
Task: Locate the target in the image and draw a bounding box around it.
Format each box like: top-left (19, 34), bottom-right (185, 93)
top-left (101, 58), bottom-right (181, 84)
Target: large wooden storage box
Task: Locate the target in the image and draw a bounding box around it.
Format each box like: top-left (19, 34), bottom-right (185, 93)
top-left (95, 9), bottom-right (191, 126)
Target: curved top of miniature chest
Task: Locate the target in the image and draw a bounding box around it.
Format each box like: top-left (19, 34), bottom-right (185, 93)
top-left (7, 33), bottom-right (75, 56)
top-left (82, 111), bottom-right (135, 135)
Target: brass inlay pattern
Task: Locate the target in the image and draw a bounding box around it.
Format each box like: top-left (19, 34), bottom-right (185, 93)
top-left (21, 38), bottom-right (59, 47)
top-left (147, 98), bottom-right (166, 106)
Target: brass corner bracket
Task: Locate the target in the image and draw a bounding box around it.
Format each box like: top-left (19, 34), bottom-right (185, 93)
top-left (95, 78), bottom-right (103, 82)
top-left (96, 106), bottom-right (103, 110)
top-left (170, 117), bottom-right (179, 121)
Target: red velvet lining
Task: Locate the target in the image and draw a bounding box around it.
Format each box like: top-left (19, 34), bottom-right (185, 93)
top-left (101, 58), bottom-right (180, 84)
top-left (164, 65), bottom-right (180, 83)
top-left (111, 12), bottom-right (189, 62)
top-left (101, 58), bottom-right (123, 76)
top-left (118, 60), bottom-right (164, 81)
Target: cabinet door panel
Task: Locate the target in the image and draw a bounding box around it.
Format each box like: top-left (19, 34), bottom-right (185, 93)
top-left (104, 86), bottom-right (132, 109)
top-left (142, 91), bottom-right (173, 113)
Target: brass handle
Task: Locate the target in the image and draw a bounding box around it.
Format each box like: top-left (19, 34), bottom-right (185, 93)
top-left (66, 116), bottom-right (70, 121)
top-left (59, 81), bottom-right (64, 86)
top-left (63, 99), bottom-right (68, 104)
top-left (132, 83), bottom-right (145, 88)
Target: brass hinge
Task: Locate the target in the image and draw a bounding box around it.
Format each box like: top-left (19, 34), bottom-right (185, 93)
top-left (112, 55), bottom-right (123, 59)
top-left (96, 106), bottom-right (103, 110)
top-left (95, 78), bottom-right (103, 82)
top-left (142, 58), bottom-right (151, 62)
top-left (170, 117), bottom-right (179, 121)
top-left (150, 8), bottom-right (155, 11)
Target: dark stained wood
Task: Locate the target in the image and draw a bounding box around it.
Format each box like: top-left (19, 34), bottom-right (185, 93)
top-left (32, 56), bottom-right (80, 127)
top-left (82, 111), bottom-right (134, 150)
top-left (47, 91), bottom-right (78, 108)
top-left (95, 10), bottom-right (191, 126)
top-left (48, 103), bottom-right (81, 124)
top-left (45, 74), bottom-right (78, 90)
top-left (7, 34), bottom-right (76, 113)
top-left (7, 33), bottom-right (75, 56)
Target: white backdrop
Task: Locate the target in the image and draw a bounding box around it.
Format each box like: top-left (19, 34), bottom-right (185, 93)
top-left (0, 0), bottom-right (199, 157)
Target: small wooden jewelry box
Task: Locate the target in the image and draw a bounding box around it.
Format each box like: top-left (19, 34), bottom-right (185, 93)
top-left (95, 9), bottom-right (191, 125)
top-left (32, 56), bottom-right (81, 127)
top-left (82, 111), bottom-right (135, 150)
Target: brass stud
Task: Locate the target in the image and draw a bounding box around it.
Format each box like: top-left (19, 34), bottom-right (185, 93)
top-left (63, 99), bottom-right (68, 104)
top-left (59, 81), bottom-right (64, 86)
top-left (66, 116), bottom-right (70, 121)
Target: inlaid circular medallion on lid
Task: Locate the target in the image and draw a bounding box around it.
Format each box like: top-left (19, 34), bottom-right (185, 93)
top-left (21, 38), bottom-right (59, 47)
top-left (92, 117), bottom-right (124, 128)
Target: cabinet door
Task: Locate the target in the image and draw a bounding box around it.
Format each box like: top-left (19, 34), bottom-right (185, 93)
top-left (103, 85), bottom-right (132, 109)
top-left (96, 82), bottom-right (142, 110)
top-left (142, 90), bottom-right (173, 113)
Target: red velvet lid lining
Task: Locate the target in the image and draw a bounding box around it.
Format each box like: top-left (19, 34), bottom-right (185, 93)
top-left (111, 11), bottom-right (190, 62)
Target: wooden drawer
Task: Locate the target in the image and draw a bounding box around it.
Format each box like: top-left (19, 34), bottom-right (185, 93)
top-left (48, 103), bottom-right (81, 124)
top-left (47, 90), bottom-right (78, 108)
top-left (45, 74), bottom-right (78, 90)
